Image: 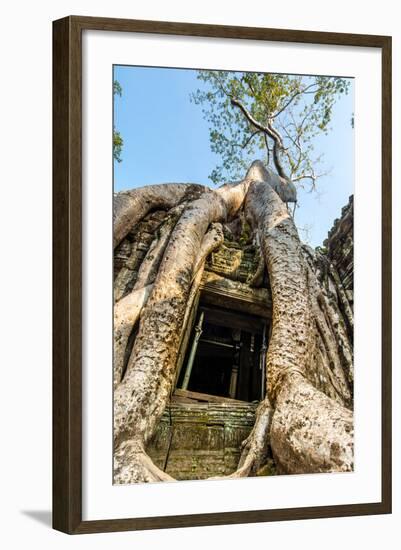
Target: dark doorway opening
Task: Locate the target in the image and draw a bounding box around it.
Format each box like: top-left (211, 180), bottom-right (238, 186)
top-left (177, 304), bottom-right (268, 402)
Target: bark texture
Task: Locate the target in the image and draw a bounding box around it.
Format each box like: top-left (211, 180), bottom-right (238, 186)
top-left (113, 182), bottom-right (234, 481)
top-left (113, 162), bottom-right (353, 482)
top-left (114, 183), bottom-right (207, 248)
top-left (243, 168), bottom-right (353, 474)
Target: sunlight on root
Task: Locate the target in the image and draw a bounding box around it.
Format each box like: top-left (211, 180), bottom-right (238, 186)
top-left (114, 440), bottom-right (176, 484)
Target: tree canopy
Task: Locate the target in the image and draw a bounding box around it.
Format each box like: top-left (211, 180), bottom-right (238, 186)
top-left (192, 71), bottom-right (350, 187)
top-left (113, 80), bottom-right (124, 163)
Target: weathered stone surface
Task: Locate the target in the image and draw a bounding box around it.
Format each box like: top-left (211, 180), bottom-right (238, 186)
top-left (147, 401), bottom-right (257, 480)
top-left (324, 195), bottom-right (353, 303)
top-left (114, 210), bottom-right (168, 300)
top-left (205, 241), bottom-right (261, 283)
top-left (114, 208), bottom-right (273, 313)
top-left (200, 271), bottom-right (272, 318)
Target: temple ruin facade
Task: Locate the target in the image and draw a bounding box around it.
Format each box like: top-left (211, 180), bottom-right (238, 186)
top-left (113, 193), bottom-right (353, 480)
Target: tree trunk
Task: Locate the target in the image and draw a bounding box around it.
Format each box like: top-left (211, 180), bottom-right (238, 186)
top-left (113, 181), bottom-right (243, 482)
top-left (113, 204), bottom-right (187, 387)
top-left (113, 163), bottom-right (353, 482)
top-left (114, 183), bottom-right (206, 248)
top-left (242, 172), bottom-right (353, 474)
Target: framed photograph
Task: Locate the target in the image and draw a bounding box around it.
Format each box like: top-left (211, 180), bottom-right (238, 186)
top-left (53, 16), bottom-right (392, 534)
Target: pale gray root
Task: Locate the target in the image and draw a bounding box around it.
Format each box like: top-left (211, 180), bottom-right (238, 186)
top-left (113, 284), bottom-right (153, 388)
top-left (133, 203), bottom-right (187, 292)
top-left (113, 160), bottom-right (354, 482)
top-left (114, 230), bottom-right (164, 304)
top-left (226, 399), bottom-right (273, 478)
top-left (114, 205), bottom-right (184, 303)
top-left (114, 183), bottom-right (207, 248)
top-left (270, 372), bottom-right (353, 473)
top-left (114, 440), bottom-right (175, 484)
top-left (192, 222), bottom-right (224, 282)
top-left (314, 292), bottom-right (353, 402)
top-left (248, 250), bottom-right (265, 287)
top-left (114, 179), bottom-right (250, 451)
top-left (328, 263), bottom-right (354, 337)
top-left (223, 215), bottom-right (244, 242)
top-left (244, 174), bottom-right (353, 474)
top-left (113, 213), bottom-right (227, 482)
top-left (246, 160), bottom-right (297, 204)
top-left (301, 245), bottom-right (353, 403)
top-left (114, 222), bottom-right (223, 390)
top-left (245, 180), bottom-right (308, 403)
top-left (114, 238), bottom-right (149, 303)
top-left (114, 205), bottom-right (187, 387)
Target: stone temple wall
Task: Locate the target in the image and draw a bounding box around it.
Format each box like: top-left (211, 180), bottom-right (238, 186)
top-left (148, 401), bottom-right (257, 480)
top-left (113, 209), bottom-right (264, 297)
top-left (324, 195), bottom-right (354, 305)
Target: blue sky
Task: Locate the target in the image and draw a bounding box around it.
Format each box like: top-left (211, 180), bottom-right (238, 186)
top-left (113, 66), bottom-right (354, 248)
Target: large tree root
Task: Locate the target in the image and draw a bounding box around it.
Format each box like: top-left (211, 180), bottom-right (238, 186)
top-left (270, 372), bottom-right (353, 473)
top-left (243, 167), bottom-right (353, 475)
top-left (113, 205), bottom-right (187, 386)
top-left (114, 183), bottom-right (207, 248)
top-left (114, 180), bottom-right (250, 450)
top-left (226, 399), bottom-right (273, 478)
top-left (114, 284), bottom-right (153, 388)
top-left (114, 225), bottom-right (225, 482)
top-left (113, 162), bottom-right (354, 481)
top-left (132, 204), bottom-right (187, 291)
top-left (114, 439), bottom-right (176, 484)
top-left (113, 220), bottom-right (225, 476)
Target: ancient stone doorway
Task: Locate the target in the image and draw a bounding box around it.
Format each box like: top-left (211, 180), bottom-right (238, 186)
top-left (147, 301), bottom-right (270, 479)
top-left (176, 303), bottom-right (269, 403)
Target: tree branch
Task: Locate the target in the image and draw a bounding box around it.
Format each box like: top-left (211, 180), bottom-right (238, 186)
top-left (291, 173), bottom-right (317, 183)
top-left (230, 97), bottom-right (288, 180)
top-left (237, 130), bottom-right (261, 150)
top-left (264, 134), bottom-right (271, 166)
top-left (271, 82), bottom-right (320, 119)
top-left (230, 97), bottom-right (270, 134)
